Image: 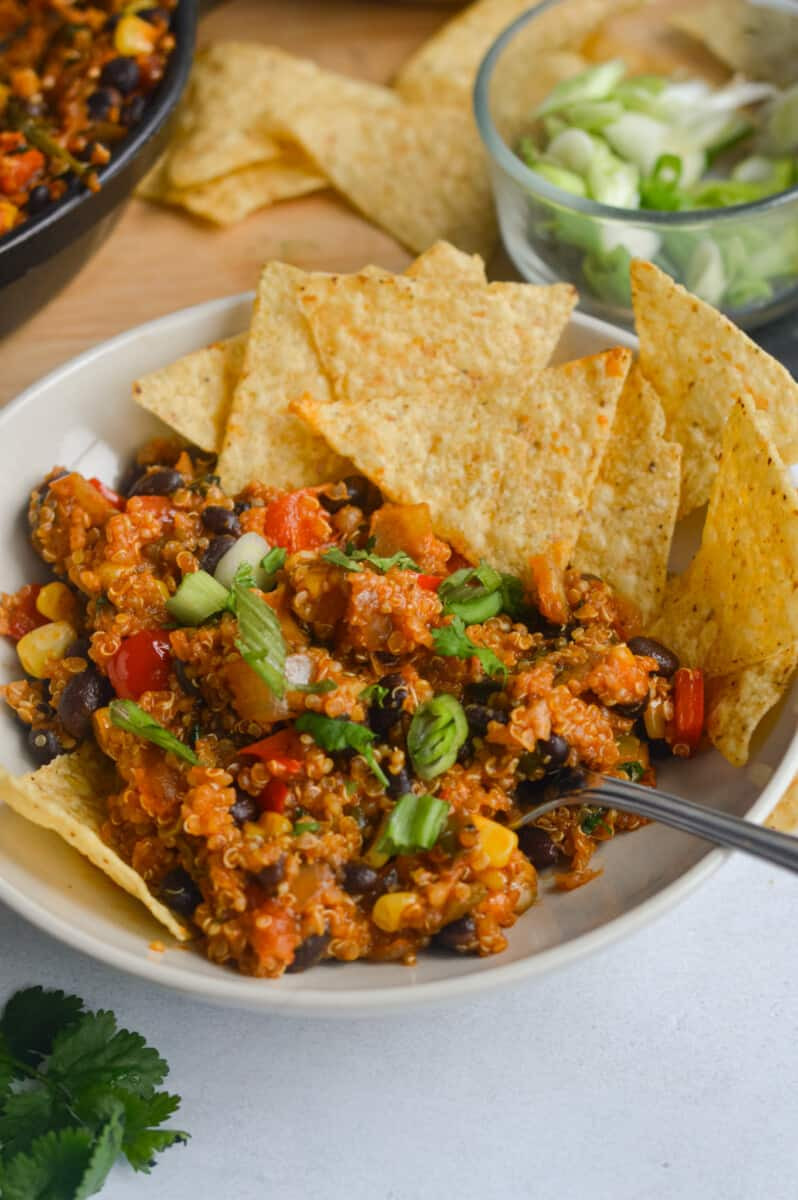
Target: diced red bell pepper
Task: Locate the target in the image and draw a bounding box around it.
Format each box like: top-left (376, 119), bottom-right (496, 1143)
top-left (261, 490), bottom-right (331, 554)
top-left (416, 574), bottom-right (443, 591)
top-left (3, 584), bottom-right (46, 641)
top-left (241, 728), bottom-right (305, 774)
top-left (89, 478), bottom-right (125, 511)
top-left (107, 629), bottom-right (172, 699)
top-left (0, 145), bottom-right (44, 195)
top-left (668, 667), bottom-right (704, 756)
top-left (257, 779), bottom-right (289, 814)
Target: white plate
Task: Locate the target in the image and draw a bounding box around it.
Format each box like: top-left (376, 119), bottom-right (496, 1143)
top-left (1, 294), bottom-right (796, 1017)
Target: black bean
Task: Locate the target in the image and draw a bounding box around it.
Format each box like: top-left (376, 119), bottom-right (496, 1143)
top-left (199, 535), bottom-right (236, 576)
top-left (432, 915), bottom-right (478, 954)
top-left (385, 765), bottom-right (413, 800)
top-left (255, 855), bottom-right (286, 894)
top-left (514, 776), bottom-right (547, 806)
top-left (128, 467), bottom-right (184, 497)
top-left (368, 673), bottom-right (408, 737)
top-left (58, 667), bottom-right (113, 739)
top-left (319, 482), bottom-right (352, 514)
top-left (342, 474), bottom-right (382, 514)
top-left (464, 704), bottom-right (508, 738)
top-left (286, 932), bottom-right (331, 974)
top-left (463, 680), bottom-right (500, 705)
top-left (174, 660), bottom-right (202, 700)
top-left (537, 734), bottom-right (569, 770)
top-left (26, 185), bottom-right (51, 215)
top-left (234, 500), bottom-right (251, 516)
top-left (615, 695), bottom-right (649, 719)
top-left (118, 460), bottom-right (146, 497)
top-left (27, 727), bottom-right (65, 766)
top-left (65, 636), bottom-right (90, 660)
top-left (342, 862), bottom-right (380, 895)
top-left (121, 94), bottom-right (147, 127)
top-left (374, 866), bottom-right (399, 897)
top-left (158, 868), bottom-right (202, 917)
top-left (100, 56), bottom-right (140, 94)
top-left (627, 636), bottom-right (680, 678)
top-left (87, 87), bottom-right (119, 120)
top-left (62, 172), bottom-right (82, 197)
top-left (518, 825), bottom-right (559, 870)
top-left (556, 766), bottom-right (587, 795)
top-left (230, 789), bottom-right (259, 826)
top-left (201, 505), bottom-right (241, 537)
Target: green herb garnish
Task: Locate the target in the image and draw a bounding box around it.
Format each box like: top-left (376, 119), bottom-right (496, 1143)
top-left (109, 701), bottom-right (198, 765)
top-left (166, 570), bottom-right (230, 626)
top-left (619, 761), bottom-right (645, 782)
top-left (293, 679), bottom-right (338, 695)
top-left (294, 713), bottom-right (388, 787)
top-left (260, 547), bottom-right (287, 588)
top-left (581, 807), bottom-right (606, 835)
top-left (407, 694), bottom-right (469, 781)
top-left (431, 616), bottom-right (507, 679)
top-left (0, 986), bottom-right (187, 1196)
top-left (438, 561), bottom-right (524, 624)
top-left (359, 683), bottom-right (389, 706)
top-left (374, 793), bottom-right (449, 857)
top-left (293, 820), bottom-right (321, 835)
top-left (323, 540), bottom-right (420, 575)
top-left (230, 564), bottom-right (286, 698)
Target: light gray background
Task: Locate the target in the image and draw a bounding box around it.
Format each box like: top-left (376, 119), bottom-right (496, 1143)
top-left (1, 853), bottom-right (797, 1200)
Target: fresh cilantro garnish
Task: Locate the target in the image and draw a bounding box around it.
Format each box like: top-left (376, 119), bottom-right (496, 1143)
top-left (0, 987), bottom-right (187, 1196)
top-left (619, 761), bottom-right (645, 783)
top-left (438, 561), bottom-right (525, 623)
top-left (230, 563), bottom-right (286, 698)
top-left (293, 820), bottom-right (321, 835)
top-left (359, 683), bottom-right (389, 706)
top-left (294, 713), bottom-right (388, 787)
top-left (323, 540), bottom-right (420, 575)
top-left (109, 701), bottom-right (198, 766)
top-left (431, 616), bottom-right (507, 679)
top-left (581, 807), bottom-right (607, 835)
top-left (373, 793), bottom-right (449, 858)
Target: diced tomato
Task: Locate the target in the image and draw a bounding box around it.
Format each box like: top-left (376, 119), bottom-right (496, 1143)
top-left (416, 574), bottom-right (443, 592)
top-left (261, 490), bottom-right (331, 554)
top-left (107, 630), bottom-right (172, 699)
top-left (89, 478), bottom-right (125, 511)
top-left (0, 145), bottom-right (44, 195)
top-left (257, 779), bottom-right (289, 814)
top-left (3, 584), bottom-right (46, 642)
top-left (667, 668), bottom-right (704, 756)
top-left (241, 728), bottom-right (305, 774)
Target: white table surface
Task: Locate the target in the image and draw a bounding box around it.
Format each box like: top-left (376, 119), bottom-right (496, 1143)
top-left (1, 852), bottom-right (797, 1200)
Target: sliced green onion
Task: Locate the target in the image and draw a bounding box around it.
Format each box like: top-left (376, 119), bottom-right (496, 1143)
top-left (588, 153), bottom-right (639, 207)
top-left (582, 245), bottom-right (633, 307)
top-left (374, 793), bottom-right (449, 858)
top-left (214, 532), bottom-right (271, 589)
top-left (407, 695), bottom-right (468, 781)
top-left (546, 127), bottom-right (600, 176)
top-left (559, 98), bottom-right (624, 133)
top-left (109, 699), bottom-right (198, 765)
top-left (231, 567), bottom-right (286, 698)
top-left (535, 59), bottom-right (626, 118)
top-left (166, 570), bottom-right (230, 626)
top-left (294, 820), bottom-right (321, 835)
top-left (763, 82), bottom-right (798, 154)
top-left (604, 112), bottom-right (668, 174)
top-left (260, 546), bottom-right (287, 588)
top-left (531, 161), bottom-right (587, 196)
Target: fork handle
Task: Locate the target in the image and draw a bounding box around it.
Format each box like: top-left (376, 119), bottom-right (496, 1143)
top-left (519, 784), bottom-right (798, 874)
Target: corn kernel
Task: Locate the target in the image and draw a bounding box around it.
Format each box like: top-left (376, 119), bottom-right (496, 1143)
top-left (36, 582), bottom-right (77, 623)
top-left (114, 14), bottom-right (157, 55)
top-left (472, 815), bottom-right (518, 868)
top-left (261, 812), bottom-right (292, 837)
top-left (480, 869), bottom-right (507, 893)
top-left (0, 200), bottom-right (18, 234)
top-left (97, 563), bottom-right (126, 589)
top-left (372, 891), bottom-right (417, 933)
top-left (17, 621), bottom-right (76, 678)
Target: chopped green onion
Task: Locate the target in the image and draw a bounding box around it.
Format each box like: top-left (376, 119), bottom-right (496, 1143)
top-left (374, 793), bottom-right (449, 858)
top-left (166, 570), bottom-right (230, 626)
top-left (294, 820), bottom-right (321, 835)
top-left (407, 695), bottom-right (468, 781)
top-left (231, 565), bottom-right (286, 698)
top-left (214, 532), bottom-right (271, 589)
top-left (535, 59), bottom-right (626, 118)
top-left (260, 546), bottom-right (287, 588)
top-left (294, 712), bottom-right (388, 787)
top-left (530, 160), bottom-right (587, 196)
top-left (109, 700), bottom-right (199, 765)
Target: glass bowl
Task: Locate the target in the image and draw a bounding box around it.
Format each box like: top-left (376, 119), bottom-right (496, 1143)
top-left (474, 0), bottom-right (798, 329)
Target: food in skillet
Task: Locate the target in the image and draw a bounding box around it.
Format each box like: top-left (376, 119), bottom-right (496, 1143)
top-left (1, 243), bottom-right (797, 978)
top-left (0, 0), bottom-right (177, 233)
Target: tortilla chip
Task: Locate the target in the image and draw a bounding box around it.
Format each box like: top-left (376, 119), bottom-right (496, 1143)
top-left (671, 1), bottom-right (798, 87)
top-left (395, 0), bottom-right (637, 105)
top-left (0, 747), bottom-right (188, 941)
top-left (285, 100), bottom-right (497, 258)
top-left (573, 364), bottom-right (681, 620)
top-left (706, 645), bottom-right (798, 768)
top-left (167, 43), bottom-right (396, 191)
top-left (133, 333), bottom-right (247, 455)
top-left (631, 260), bottom-right (798, 518)
top-left (293, 346), bottom-right (629, 575)
top-left (405, 240), bottom-right (487, 286)
top-left (297, 271), bottom-right (576, 405)
top-left (138, 154), bottom-right (326, 225)
top-left (653, 396), bottom-right (798, 677)
top-left (769, 773), bottom-right (798, 833)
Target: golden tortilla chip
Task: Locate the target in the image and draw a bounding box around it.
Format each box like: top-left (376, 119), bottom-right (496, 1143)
top-left (405, 240), bottom-right (487, 285)
top-left (133, 333), bottom-right (247, 455)
top-left (395, 0), bottom-right (637, 105)
top-left (138, 154), bottom-right (326, 225)
top-left (168, 43), bottom-right (397, 191)
top-left (285, 100), bottom-right (497, 258)
top-left (706, 645), bottom-right (798, 768)
top-left (0, 747), bottom-right (188, 941)
top-left (653, 396), bottom-right (798, 677)
top-left (293, 346), bottom-right (629, 575)
top-left (671, 1), bottom-right (798, 87)
top-left (769, 772), bottom-right (798, 833)
top-left (573, 364), bottom-right (681, 621)
top-left (631, 260), bottom-right (798, 518)
top-left (297, 271), bottom-right (576, 405)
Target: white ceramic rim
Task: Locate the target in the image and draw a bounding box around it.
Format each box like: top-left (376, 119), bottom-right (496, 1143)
top-left (2, 292), bottom-right (796, 1015)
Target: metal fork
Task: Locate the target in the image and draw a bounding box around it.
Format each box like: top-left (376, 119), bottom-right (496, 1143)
top-left (513, 773), bottom-right (798, 874)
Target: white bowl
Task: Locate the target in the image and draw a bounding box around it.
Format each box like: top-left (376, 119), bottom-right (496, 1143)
top-left (1, 295), bottom-right (796, 1017)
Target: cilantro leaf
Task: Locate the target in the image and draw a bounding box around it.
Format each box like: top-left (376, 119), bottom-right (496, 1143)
top-left (359, 683), bottom-right (389, 706)
top-left (231, 569), bottom-right (286, 698)
top-left (0, 1034), bottom-right (15, 1095)
top-left (1, 987), bottom-right (85, 1066)
top-left (49, 1011), bottom-right (168, 1099)
top-left (431, 616), bottom-right (507, 679)
top-left (294, 713), bottom-right (388, 787)
top-left (0, 1089), bottom-right (66, 1159)
top-left (109, 701), bottom-right (199, 766)
top-left (581, 807), bottom-right (606, 835)
top-left (323, 543), bottom-right (420, 574)
top-left (619, 761), bottom-right (644, 782)
top-left (1, 1128), bottom-right (94, 1200)
top-left (74, 1105), bottom-right (125, 1200)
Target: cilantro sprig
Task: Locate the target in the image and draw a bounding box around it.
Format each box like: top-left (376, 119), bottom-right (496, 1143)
top-left (323, 539), bottom-right (420, 575)
top-left (431, 616), bottom-right (507, 679)
top-left (0, 987), bottom-right (188, 1197)
top-left (294, 713), bottom-right (388, 788)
